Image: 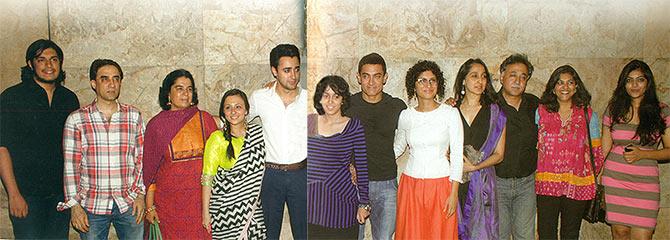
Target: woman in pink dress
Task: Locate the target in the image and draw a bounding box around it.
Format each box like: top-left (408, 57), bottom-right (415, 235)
top-left (601, 60), bottom-right (670, 240)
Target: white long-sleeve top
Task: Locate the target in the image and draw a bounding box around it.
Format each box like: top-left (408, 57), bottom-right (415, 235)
top-left (394, 103), bottom-right (464, 182)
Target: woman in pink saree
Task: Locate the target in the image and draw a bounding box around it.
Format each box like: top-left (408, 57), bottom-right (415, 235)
top-left (142, 69), bottom-right (218, 239)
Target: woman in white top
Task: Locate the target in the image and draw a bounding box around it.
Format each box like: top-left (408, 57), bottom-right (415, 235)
top-left (394, 60), bottom-right (464, 240)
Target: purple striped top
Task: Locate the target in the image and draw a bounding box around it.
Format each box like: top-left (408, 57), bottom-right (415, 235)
top-left (307, 116), bottom-right (369, 228)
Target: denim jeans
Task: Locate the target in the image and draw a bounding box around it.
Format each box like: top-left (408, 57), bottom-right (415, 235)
top-left (261, 168), bottom-right (307, 240)
top-left (358, 178), bottom-right (397, 240)
top-left (79, 201), bottom-right (143, 240)
top-left (496, 173), bottom-right (536, 240)
top-left (9, 194), bottom-right (70, 239)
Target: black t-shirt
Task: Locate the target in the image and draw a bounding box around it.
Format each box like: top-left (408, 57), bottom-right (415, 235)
top-left (494, 92), bottom-right (539, 178)
top-left (0, 78), bottom-right (80, 197)
top-left (345, 92), bottom-right (406, 181)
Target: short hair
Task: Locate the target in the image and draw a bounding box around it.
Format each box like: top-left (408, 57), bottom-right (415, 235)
top-left (500, 53), bottom-right (534, 80)
top-left (358, 52), bottom-right (387, 74)
top-left (218, 88), bottom-right (250, 161)
top-left (404, 60), bottom-right (446, 100)
top-left (20, 39), bottom-right (66, 83)
top-left (89, 59), bottom-right (123, 92)
top-left (89, 59), bottom-right (123, 81)
top-left (539, 65), bottom-right (591, 112)
top-left (453, 58), bottom-right (497, 106)
top-left (313, 75), bottom-right (351, 115)
top-left (269, 44), bottom-right (300, 70)
top-left (158, 69), bottom-right (199, 110)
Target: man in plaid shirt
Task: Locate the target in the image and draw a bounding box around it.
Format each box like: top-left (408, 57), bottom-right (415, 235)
top-left (58, 59), bottom-right (146, 239)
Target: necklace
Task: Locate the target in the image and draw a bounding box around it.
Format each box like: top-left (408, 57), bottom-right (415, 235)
top-left (559, 109), bottom-right (572, 127)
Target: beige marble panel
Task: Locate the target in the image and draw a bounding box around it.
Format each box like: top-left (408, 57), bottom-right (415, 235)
top-left (203, 0), bottom-right (304, 65)
top-left (49, 0), bottom-right (204, 68)
top-left (643, 0), bottom-right (670, 58)
top-left (507, 0), bottom-right (644, 58)
top-left (306, 0), bottom-right (358, 59)
top-left (358, 0), bottom-right (508, 60)
top-left (0, 0), bottom-right (49, 92)
top-left (202, 64), bottom-right (272, 116)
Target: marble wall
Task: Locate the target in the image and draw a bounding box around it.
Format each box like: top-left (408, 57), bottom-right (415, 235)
top-left (1, 0), bottom-right (305, 119)
top-left (0, 0), bottom-right (304, 238)
top-left (1, 0), bottom-right (669, 239)
top-left (306, 0), bottom-right (669, 239)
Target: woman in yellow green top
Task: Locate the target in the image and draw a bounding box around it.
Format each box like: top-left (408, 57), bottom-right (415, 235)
top-left (201, 89), bottom-right (267, 239)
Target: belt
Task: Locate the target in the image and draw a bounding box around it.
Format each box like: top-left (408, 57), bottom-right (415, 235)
top-left (265, 160), bottom-right (306, 171)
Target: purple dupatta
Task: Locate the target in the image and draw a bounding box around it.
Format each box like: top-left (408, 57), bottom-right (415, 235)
top-left (458, 103), bottom-right (506, 240)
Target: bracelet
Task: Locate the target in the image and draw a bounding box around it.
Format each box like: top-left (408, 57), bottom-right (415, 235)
top-left (145, 205), bottom-right (156, 214)
top-left (358, 204), bottom-right (371, 212)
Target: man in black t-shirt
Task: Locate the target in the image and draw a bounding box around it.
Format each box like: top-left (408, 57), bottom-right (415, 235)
top-left (494, 53), bottom-right (539, 240)
top-left (345, 53), bottom-right (406, 240)
top-left (0, 39), bottom-right (80, 239)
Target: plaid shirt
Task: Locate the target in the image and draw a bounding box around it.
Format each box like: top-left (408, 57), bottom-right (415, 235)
top-left (58, 100), bottom-right (146, 215)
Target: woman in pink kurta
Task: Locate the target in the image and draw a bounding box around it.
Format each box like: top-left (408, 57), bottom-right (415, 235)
top-left (535, 65), bottom-right (604, 239)
top-left (142, 69), bottom-right (218, 239)
top-left (601, 60), bottom-right (670, 240)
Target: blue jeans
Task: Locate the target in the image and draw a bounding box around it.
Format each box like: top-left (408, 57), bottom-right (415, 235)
top-left (9, 194), bottom-right (70, 239)
top-left (261, 168), bottom-right (307, 240)
top-left (496, 173), bottom-right (536, 240)
top-left (79, 202), bottom-right (143, 240)
top-left (358, 178), bottom-right (397, 240)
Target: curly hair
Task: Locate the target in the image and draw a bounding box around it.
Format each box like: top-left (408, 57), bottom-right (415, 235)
top-left (404, 60), bottom-right (445, 101)
top-left (158, 69), bottom-right (199, 110)
top-left (218, 88), bottom-right (250, 161)
top-left (539, 65), bottom-right (591, 112)
top-left (453, 58), bottom-right (497, 107)
top-left (607, 60), bottom-right (666, 146)
top-left (313, 75), bottom-right (351, 115)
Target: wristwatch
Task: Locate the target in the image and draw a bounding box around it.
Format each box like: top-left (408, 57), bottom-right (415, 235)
top-left (358, 204), bottom-right (371, 212)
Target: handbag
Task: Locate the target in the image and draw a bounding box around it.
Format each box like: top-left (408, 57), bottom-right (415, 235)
top-left (148, 222), bottom-right (163, 240)
top-left (582, 107), bottom-right (606, 223)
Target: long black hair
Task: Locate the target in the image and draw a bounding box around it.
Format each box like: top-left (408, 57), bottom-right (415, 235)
top-left (607, 60), bottom-right (666, 146)
top-left (218, 89), bottom-right (250, 161)
top-left (539, 65), bottom-right (591, 112)
top-left (453, 58), bottom-right (497, 107)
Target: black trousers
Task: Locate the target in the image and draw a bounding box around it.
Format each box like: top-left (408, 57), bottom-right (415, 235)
top-left (308, 223), bottom-right (358, 240)
top-left (537, 195), bottom-right (588, 240)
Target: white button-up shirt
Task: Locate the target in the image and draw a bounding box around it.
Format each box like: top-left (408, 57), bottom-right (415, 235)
top-left (248, 83), bottom-right (307, 164)
top-left (394, 103), bottom-right (464, 182)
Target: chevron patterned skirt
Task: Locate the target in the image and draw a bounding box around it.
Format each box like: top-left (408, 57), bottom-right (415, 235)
top-left (209, 152), bottom-right (267, 239)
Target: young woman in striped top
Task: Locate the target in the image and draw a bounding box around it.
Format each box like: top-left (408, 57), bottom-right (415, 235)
top-left (601, 60), bottom-right (670, 240)
top-left (307, 75), bottom-right (370, 239)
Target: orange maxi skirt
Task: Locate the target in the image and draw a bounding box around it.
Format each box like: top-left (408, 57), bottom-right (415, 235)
top-left (396, 173), bottom-right (458, 240)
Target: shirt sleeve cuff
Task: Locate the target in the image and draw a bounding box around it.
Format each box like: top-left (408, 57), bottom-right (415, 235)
top-left (57, 199), bottom-right (79, 211)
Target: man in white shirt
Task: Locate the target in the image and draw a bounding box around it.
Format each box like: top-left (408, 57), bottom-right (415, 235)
top-left (248, 44), bottom-right (307, 239)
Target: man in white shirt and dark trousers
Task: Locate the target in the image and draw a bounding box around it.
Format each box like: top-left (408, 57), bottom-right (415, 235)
top-left (249, 44), bottom-right (307, 239)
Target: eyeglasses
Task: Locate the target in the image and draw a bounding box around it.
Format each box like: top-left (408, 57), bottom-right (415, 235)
top-left (416, 78), bottom-right (437, 86)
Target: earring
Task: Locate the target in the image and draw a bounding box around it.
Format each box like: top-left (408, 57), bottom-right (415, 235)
top-left (190, 102), bottom-right (194, 106)
top-left (460, 89), bottom-right (465, 95)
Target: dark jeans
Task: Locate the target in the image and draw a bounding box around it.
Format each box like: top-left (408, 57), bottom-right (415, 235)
top-left (309, 223), bottom-right (358, 240)
top-left (261, 168), bottom-right (307, 240)
top-left (9, 194), bottom-right (70, 239)
top-left (537, 195), bottom-right (588, 240)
